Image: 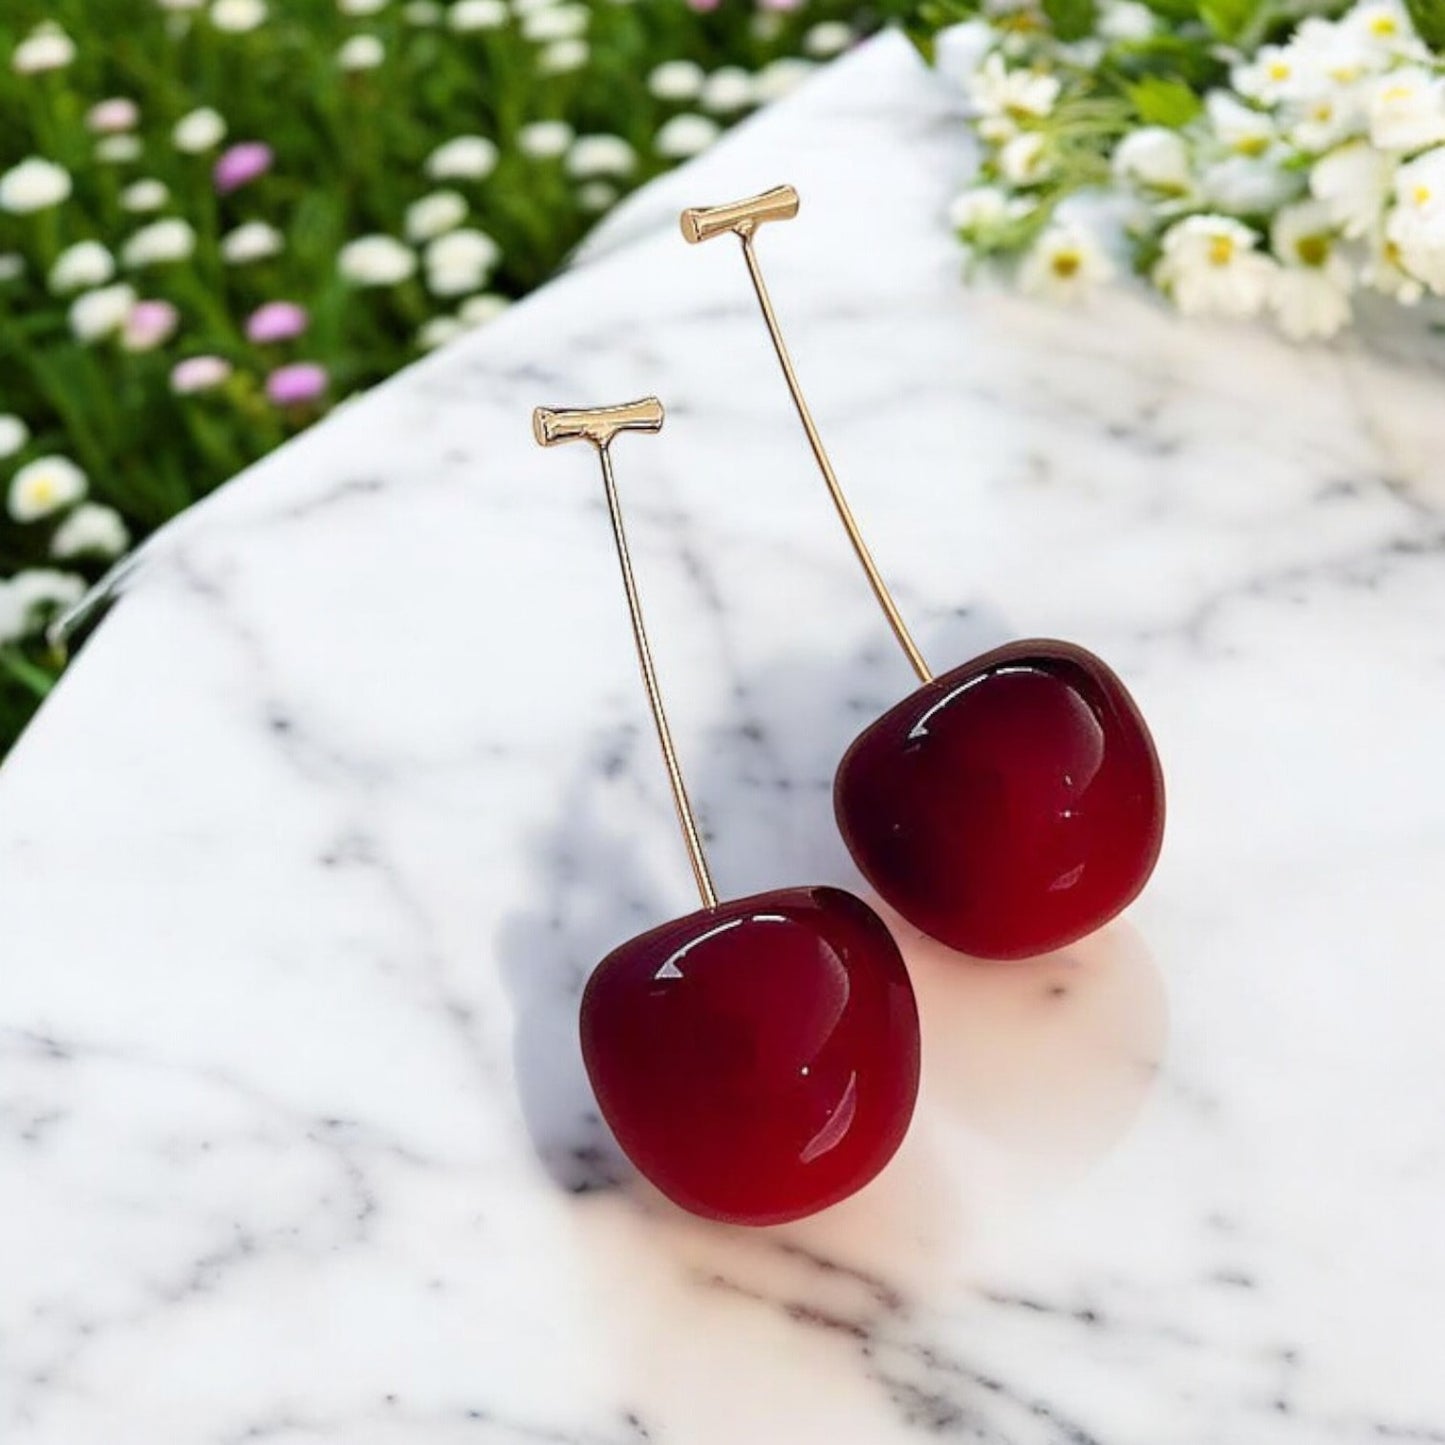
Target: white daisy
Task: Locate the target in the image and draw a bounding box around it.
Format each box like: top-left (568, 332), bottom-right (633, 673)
top-left (649, 60), bottom-right (704, 102)
top-left (1343, 0), bottom-right (1427, 60)
top-left (11, 24), bottom-right (76, 75)
top-left (538, 39), bottom-right (587, 73)
top-left (448, 0), bottom-right (508, 29)
top-left (1362, 230), bottom-right (1426, 301)
top-left (95, 135), bottom-right (143, 164)
top-left (337, 34), bottom-right (385, 68)
top-left (51, 503), bottom-right (131, 560)
top-left (69, 283), bottom-right (138, 342)
top-left (566, 134), bottom-right (636, 179)
top-left (0, 570), bottom-right (86, 645)
top-left (1384, 145), bottom-right (1445, 292)
top-left (220, 220), bottom-right (285, 263)
top-left (0, 157), bottom-right (72, 213)
top-left (121, 218), bottom-right (197, 267)
top-left (1287, 87), bottom-right (1366, 153)
top-left (576, 181), bottom-right (617, 212)
top-left (969, 52), bottom-right (1061, 142)
top-left (458, 292), bottom-right (509, 325)
top-left (517, 120), bottom-right (574, 158)
top-left (173, 107), bottom-right (227, 152)
top-left (521, 3), bottom-right (586, 41)
top-left (655, 114), bottom-right (720, 159)
top-left (0, 415), bottom-right (31, 459)
top-left (210, 0), bottom-right (268, 32)
top-left (1311, 139), bottom-right (1394, 237)
top-left (424, 228), bottom-right (501, 295)
top-left (753, 58), bottom-right (815, 105)
top-left (1201, 155), bottom-right (1301, 213)
top-left (8, 456), bottom-right (87, 523)
top-left (1113, 126), bottom-right (1192, 194)
top-left (1097, 0), bottom-right (1154, 40)
top-left (120, 179), bottom-right (170, 213)
top-left (418, 316), bottom-right (466, 350)
top-left (803, 22), bottom-right (852, 58)
top-left (50, 241), bottom-right (116, 294)
top-left (999, 131), bottom-right (1051, 186)
top-left (700, 67), bottom-right (755, 115)
top-left (1019, 220), bottom-right (1115, 303)
top-left (1366, 66), bottom-right (1445, 152)
top-left (1154, 214), bottom-right (1278, 319)
top-left (406, 190), bottom-right (468, 241)
top-left (426, 135), bottom-right (499, 180)
top-left (1207, 90), bottom-right (1277, 156)
top-left (1269, 200), bottom-right (1354, 338)
top-left (338, 234), bottom-right (418, 285)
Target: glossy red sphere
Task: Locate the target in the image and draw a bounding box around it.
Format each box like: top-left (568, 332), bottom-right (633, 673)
top-left (580, 886), bottom-right (920, 1226)
top-left (835, 639), bottom-right (1164, 961)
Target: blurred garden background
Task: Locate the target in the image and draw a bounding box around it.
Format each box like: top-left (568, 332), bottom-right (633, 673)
top-left (0, 0), bottom-right (899, 756)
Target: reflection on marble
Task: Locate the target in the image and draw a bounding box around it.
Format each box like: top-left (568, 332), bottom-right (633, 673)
top-left (3, 30), bottom-right (1445, 1445)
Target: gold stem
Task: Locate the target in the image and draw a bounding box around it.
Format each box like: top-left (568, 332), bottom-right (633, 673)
top-left (596, 442), bottom-right (719, 911)
top-left (738, 232), bottom-right (933, 685)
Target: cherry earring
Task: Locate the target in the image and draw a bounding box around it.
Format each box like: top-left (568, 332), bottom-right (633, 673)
top-left (532, 396), bottom-right (920, 1225)
top-left (680, 187), bottom-right (1165, 962)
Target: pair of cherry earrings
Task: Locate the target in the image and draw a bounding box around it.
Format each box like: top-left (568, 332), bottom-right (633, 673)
top-left (533, 186), bottom-right (1165, 1228)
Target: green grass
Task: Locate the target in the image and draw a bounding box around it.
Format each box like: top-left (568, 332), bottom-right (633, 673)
top-left (0, 0), bottom-right (895, 757)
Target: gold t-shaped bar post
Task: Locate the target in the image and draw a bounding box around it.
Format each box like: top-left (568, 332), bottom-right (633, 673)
top-left (533, 397), bottom-right (719, 911)
top-left (680, 185), bottom-right (933, 686)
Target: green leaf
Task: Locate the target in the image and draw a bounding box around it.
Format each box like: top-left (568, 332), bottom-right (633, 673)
top-left (1042, 0), bottom-right (1100, 39)
top-left (1405, 0), bottom-right (1445, 48)
top-left (1136, 0), bottom-right (1201, 20)
top-left (901, 20), bottom-right (939, 64)
top-left (1107, 34), bottom-right (1229, 91)
top-left (1198, 0), bottom-right (1263, 40)
top-left (1126, 75), bottom-right (1204, 127)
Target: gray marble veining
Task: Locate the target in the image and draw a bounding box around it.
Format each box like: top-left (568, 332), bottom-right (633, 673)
top-left (2, 32), bottom-right (1444, 1445)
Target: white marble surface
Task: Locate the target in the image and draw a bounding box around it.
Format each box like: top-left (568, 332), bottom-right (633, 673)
top-left (4, 31), bottom-right (1445, 1445)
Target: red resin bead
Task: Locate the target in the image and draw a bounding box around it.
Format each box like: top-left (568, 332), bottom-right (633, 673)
top-left (580, 886), bottom-right (920, 1226)
top-left (835, 639), bottom-right (1164, 961)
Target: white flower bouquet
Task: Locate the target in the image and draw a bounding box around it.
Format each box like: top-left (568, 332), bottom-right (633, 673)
top-left (909, 0), bottom-right (1445, 336)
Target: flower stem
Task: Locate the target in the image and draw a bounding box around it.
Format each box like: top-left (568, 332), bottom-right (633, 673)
top-left (0, 648), bottom-right (57, 700)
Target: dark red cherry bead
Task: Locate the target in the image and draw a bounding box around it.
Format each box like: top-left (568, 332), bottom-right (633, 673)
top-left (580, 886), bottom-right (920, 1226)
top-left (835, 639), bottom-right (1164, 961)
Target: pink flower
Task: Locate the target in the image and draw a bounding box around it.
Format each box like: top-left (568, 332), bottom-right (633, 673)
top-left (122, 299), bottom-right (180, 352)
top-left (214, 141), bottom-right (273, 195)
top-left (245, 300), bottom-right (309, 343)
top-left (265, 362), bottom-right (328, 406)
top-left (87, 98), bottom-right (140, 134)
top-left (171, 355), bottom-right (234, 394)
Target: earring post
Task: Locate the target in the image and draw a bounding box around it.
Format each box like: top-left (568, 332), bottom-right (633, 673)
top-left (533, 398), bottom-right (719, 912)
top-left (681, 187), bottom-right (933, 686)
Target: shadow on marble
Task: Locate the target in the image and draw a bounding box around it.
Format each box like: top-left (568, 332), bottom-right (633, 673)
top-left (496, 618), bottom-right (1168, 1276)
top-left (496, 746), bottom-right (655, 1198)
top-left (895, 910), bottom-right (1168, 1191)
